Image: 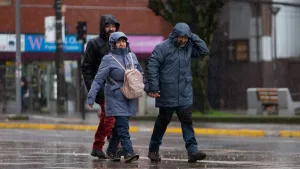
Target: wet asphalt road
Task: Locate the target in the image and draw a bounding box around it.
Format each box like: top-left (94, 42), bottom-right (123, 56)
top-left (0, 129), bottom-right (300, 169)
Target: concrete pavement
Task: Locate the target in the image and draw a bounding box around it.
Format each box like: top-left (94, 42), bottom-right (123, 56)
top-left (1, 129), bottom-right (300, 168)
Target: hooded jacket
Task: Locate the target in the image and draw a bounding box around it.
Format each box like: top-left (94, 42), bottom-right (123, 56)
top-left (81, 14), bottom-right (120, 103)
top-left (146, 23), bottom-right (209, 107)
top-left (87, 32), bottom-right (143, 117)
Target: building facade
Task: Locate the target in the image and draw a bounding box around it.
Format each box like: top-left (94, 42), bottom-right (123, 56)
top-left (0, 0), bottom-right (173, 113)
top-left (213, 0), bottom-right (300, 110)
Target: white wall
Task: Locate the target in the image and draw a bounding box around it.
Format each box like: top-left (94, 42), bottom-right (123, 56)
top-left (227, 1), bottom-right (300, 62)
top-left (272, 0), bottom-right (300, 58)
top-left (261, 36), bottom-right (272, 61)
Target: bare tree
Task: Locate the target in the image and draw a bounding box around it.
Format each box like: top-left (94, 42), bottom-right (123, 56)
top-left (148, 0), bottom-right (224, 113)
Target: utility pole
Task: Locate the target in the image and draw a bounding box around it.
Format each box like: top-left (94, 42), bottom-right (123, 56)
top-left (270, 7), bottom-right (280, 87)
top-left (78, 42), bottom-right (85, 120)
top-left (54, 0), bottom-right (65, 113)
top-left (76, 21), bottom-right (87, 120)
top-left (15, 0), bottom-right (22, 114)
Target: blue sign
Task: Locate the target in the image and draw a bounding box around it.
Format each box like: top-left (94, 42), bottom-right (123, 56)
top-left (24, 34), bottom-right (82, 52)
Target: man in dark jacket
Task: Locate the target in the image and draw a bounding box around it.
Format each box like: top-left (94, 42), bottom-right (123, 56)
top-left (81, 14), bottom-right (120, 159)
top-left (146, 23), bottom-right (209, 163)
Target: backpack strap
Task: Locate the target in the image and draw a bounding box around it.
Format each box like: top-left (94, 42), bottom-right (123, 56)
top-left (111, 53), bottom-right (135, 70)
top-left (110, 55), bottom-right (126, 71)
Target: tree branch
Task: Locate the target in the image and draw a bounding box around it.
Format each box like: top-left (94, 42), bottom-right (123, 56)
top-left (148, 0), bottom-right (175, 24)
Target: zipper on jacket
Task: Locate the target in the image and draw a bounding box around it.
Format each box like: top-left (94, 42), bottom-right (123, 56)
top-left (178, 48), bottom-right (180, 106)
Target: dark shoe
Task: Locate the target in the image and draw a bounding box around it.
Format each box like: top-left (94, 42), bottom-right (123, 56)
top-left (148, 151), bottom-right (161, 162)
top-left (91, 149), bottom-right (107, 159)
top-left (106, 152), bottom-right (121, 161)
top-left (188, 151), bottom-right (206, 163)
top-left (124, 152), bottom-right (139, 163)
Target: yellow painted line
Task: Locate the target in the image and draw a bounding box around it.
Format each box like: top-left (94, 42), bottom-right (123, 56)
top-left (166, 127), bottom-right (182, 133)
top-left (1, 122), bottom-right (299, 138)
top-left (0, 122), bottom-right (141, 132)
top-left (129, 126), bottom-right (140, 132)
top-left (280, 130), bottom-right (300, 137)
top-left (166, 127), bottom-right (265, 137)
top-left (0, 122), bottom-right (98, 131)
top-left (194, 128), bottom-right (265, 137)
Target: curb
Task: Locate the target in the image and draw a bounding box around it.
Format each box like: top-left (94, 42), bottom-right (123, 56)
top-left (3, 114), bottom-right (300, 124)
top-left (0, 122), bottom-right (299, 138)
top-left (131, 116), bottom-right (300, 124)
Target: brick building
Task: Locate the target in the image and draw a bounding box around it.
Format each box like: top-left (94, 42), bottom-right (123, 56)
top-left (0, 0), bottom-right (172, 36)
top-left (0, 0), bottom-right (173, 113)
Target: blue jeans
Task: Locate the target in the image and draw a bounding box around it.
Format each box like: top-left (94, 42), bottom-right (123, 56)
top-left (149, 105), bottom-right (198, 154)
top-left (107, 116), bottom-right (133, 154)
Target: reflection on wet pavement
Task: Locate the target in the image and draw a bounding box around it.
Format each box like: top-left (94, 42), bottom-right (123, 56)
top-left (0, 129), bottom-right (299, 168)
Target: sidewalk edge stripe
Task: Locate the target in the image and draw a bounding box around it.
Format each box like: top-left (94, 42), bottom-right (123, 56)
top-left (280, 130), bottom-right (300, 137)
top-left (0, 122), bottom-right (299, 137)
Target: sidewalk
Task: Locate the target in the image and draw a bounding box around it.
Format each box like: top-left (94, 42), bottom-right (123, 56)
top-left (0, 113), bottom-right (300, 138)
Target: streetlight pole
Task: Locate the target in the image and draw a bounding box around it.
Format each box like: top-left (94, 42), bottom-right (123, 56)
top-left (79, 42), bottom-right (85, 120)
top-left (15, 0), bottom-right (22, 114)
top-left (76, 21), bottom-right (87, 120)
top-left (54, 0), bottom-right (65, 113)
top-left (270, 7), bottom-right (280, 87)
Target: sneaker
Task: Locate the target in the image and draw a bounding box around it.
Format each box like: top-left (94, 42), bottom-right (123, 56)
top-left (91, 149), bottom-right (107, 159)
top-left (124, 152), bottom-right (139, 163)
top-left (188, 151), bottom-right (206, 163)
top-left (106, 152), bottom-right (121, 161)
top-left (148, 151), bottom-right (161, 162)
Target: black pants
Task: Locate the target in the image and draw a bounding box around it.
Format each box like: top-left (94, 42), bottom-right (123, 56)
top-left (149, 105), bottom-right (198, 154)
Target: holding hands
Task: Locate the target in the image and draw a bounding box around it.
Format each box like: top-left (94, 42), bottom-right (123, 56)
top-left (148, 92), bottom-right (160, 98)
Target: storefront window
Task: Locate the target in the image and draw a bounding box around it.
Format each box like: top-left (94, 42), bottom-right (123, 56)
top-left (1, 60), bottom-right (79, 113)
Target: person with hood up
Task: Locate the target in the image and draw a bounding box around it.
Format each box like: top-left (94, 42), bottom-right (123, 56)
top-left (87, 32), bottom-right (142, 163)
top-left (81, 14), bottom-right (121, 159)
top-left (146, 22), bottom-right (209, 163)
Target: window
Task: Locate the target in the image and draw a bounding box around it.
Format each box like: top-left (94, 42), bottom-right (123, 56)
top-left (227, 39), bottom-right (249, 63)
top-left (0, 0), bottom-right (11, 6)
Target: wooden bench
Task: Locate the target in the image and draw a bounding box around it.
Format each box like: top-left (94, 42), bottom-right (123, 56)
top-left (248, 88), bottom-right (300, 116)
top-left (256, 88), bottom-right (279, 114)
